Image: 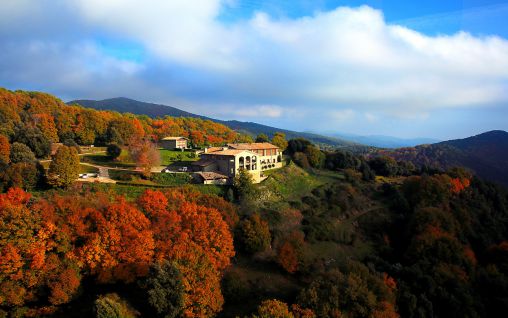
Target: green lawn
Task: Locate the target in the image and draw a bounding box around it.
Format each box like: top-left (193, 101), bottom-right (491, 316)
top-left (258, 162), bottom-right (326, 202)
top-left (159, 149), bottom-right (198, 166)
top-left (80, 150), bottom-right (136, 168)
top-left (79, 146), bottom-right (106, 154)
top-left (79, 164), bottom-right (99, 174)
top-left (78, 182), bottom-right (229, 201)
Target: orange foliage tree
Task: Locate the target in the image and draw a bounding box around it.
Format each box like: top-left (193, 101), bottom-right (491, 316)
top-left (0, 135), bottom-right (10, 163)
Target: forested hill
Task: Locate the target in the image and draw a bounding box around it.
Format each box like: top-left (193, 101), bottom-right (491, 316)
top-left (71, 97), bottom-right (207, 120)
top-left (0, 88), bottom-right (243, 148)
top-left (69, 97), bottom-right (368, 151)
top-left (377, 130), bottom-right (508, 186)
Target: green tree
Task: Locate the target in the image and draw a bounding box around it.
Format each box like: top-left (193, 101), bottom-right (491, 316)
top-left (9, 142), bottom-right (36, 163)
top-left (368, 156), bottom-right (399, 177)
top-left (140, 261), bottom-right (185, 318)
top-left (304, 146), bottom-right (324, 168)
top-left (234, 168), bottom-right (257, 203)
top-left (271, 132), bottom-right (288, 151)
top-left (256, 133), bottom-right (270, 143)
top-left (292, 152), bottom-right (310, 169)
top-left (298, 265), bottom-right (397, 318)
top-left (107, 144), bottom-right (122, 160)
top-left (239, 214), bottom-right (271, 254)
top-left (94, 293), bottom-right (137, 318)
top-left (47, 145), bottom-right (80, 188)
top-left (13, 126), bottom-right (51, 158)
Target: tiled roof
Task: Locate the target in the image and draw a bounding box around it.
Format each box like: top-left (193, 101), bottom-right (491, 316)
top-left (195, 171), bottom-right (229, 180)
top-left (162, 136), bottom-right (188, 141)
top-left (227, 142), bottom-right (279, 150)
top-left (202, 149), bottom-right (247, 156)
top-left (205, 147), bottom-right (225, 153)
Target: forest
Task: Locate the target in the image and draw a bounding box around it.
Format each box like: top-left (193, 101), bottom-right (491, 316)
top-left (1, 89), bottom-right (508, 318)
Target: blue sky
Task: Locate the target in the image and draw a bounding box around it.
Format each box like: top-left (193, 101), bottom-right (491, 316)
top-left (0, 0), bottom-right (507, 139)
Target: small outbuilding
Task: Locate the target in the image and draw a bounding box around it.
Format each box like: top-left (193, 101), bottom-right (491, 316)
top-left (193, 171), bottom-right (229, 185)
top-left (160, 137), bottom-right (188, 150)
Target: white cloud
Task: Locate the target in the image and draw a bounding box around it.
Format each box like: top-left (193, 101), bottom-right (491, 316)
top-left (331, 109), bottom-right (355, 122)
top-left (0, 1), bottom-right (507, 135)
top-left (210, 104), bottom-right (284, 119)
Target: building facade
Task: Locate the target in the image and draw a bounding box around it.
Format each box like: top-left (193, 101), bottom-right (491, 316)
top-left (160, 137), bottom-right (188, 149)
top-left (191, 143), bottom-right (281, 184)
top-left (192, 148), bottom-right (261, 184)
top-left (227, 143), bottom-right (282, 171)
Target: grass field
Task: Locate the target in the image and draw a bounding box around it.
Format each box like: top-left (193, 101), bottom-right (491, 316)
top-left (78, 182), bottom-right (229, 201)
top-left (159, 149), bottom-right (198, 165)
top-left (258, 162), bottom-right (326, 202)
top-left (80, 150), bottom-right (136, 168)
top-left (79, 164), bottom-right (99, 174)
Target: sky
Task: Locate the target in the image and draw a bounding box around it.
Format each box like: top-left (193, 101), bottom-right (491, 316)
top-left (1, 0), bottom-right (508, 140)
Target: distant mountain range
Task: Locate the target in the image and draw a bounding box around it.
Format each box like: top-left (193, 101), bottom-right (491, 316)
top-left (328, 133), bottom-right (440, 148)
top-left (69, 98), bottom-right (368, 150)
top-left (380, 130), bottom-right (508, 186)
top-left (69, 97), bottom-right (435, 149)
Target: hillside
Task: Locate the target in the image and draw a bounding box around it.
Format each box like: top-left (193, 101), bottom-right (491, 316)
top-left (69, 98), bottom-right (369, 150)
top-left (379, 130), bottom-right (508, 186)
top-left (70, 97), bottom-right (207, 119)
top-left (0, 88), bottom-right (241, 148)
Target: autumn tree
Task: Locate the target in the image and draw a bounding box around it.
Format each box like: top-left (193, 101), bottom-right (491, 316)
top-left (253, 300), bottom-right (316, 318)
top-left (129, 140), bottom-right (161, 177)
top-left (2, 162), bottom-right (41, 190)
top-left (276, 231), bottom-right (305, 273)
top-left (255, 299), bottom-right (294, 318)
top-left (47, 145), bottom-right (80, 188)
top-left (0, 135), bottom-right (10, 163)
top-left (34, 113), bottom-right (59, 143)
top-left (71, 197), bottom-right (155, 283)
top-left (0, 188), bottom-right (68, 309)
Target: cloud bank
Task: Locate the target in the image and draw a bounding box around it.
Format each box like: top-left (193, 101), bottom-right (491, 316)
top-left (0, 0), bottom-right (507, 138)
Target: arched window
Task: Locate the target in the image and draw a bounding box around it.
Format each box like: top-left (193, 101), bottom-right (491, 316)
top-left (239, 157), bottom-right (244, 169)
top-left (245, 156), bottom-right (251, 170)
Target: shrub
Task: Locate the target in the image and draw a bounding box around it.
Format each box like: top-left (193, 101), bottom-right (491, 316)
top-left (150, 173), bottom-right (190, 186)
top-left (107, 144), bottom-right (122, 160)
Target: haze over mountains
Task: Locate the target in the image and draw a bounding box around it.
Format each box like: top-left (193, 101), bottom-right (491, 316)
top-left (70, 97), bottom-right (434, 149)
top-left (380, 130), bottom-right (508, 186)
